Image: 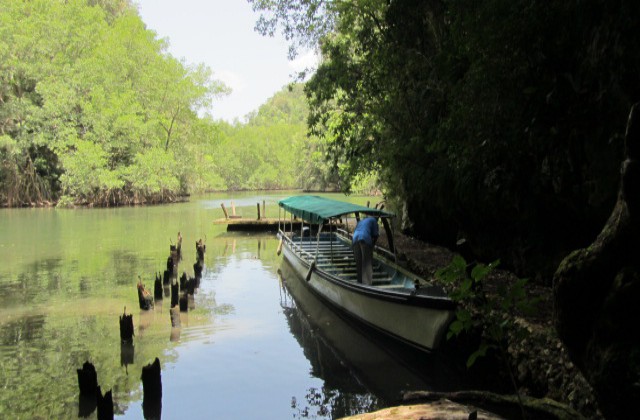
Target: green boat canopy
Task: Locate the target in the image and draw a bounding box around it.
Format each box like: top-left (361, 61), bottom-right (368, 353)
top-left (278, 195), bottom-right (394, 225)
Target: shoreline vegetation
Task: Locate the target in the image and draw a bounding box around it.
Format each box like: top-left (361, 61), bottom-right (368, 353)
top-left (0, 188), bottom-right (360, 209)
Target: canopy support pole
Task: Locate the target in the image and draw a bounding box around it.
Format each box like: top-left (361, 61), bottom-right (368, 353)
top-left (381, 217), bottom-right (396, 260)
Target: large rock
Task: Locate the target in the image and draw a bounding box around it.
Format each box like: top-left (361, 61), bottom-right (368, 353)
top-left (340, 400), bottom-right (505, 420)
top-left (554, 103), bottom-right (640, 419)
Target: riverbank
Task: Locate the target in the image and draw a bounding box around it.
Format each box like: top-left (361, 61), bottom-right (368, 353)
top-left (381, 231), bottom-right (602, 419)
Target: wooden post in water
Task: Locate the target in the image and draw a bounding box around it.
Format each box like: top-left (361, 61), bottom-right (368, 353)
top-left (170, 306), bottom-right (181, 328)
top-left (77, 361), bottom-right (98, 396)
top-left (96, 387), bottom-right (114, 420)
top-left (257, 202), bottom-right (261, 220)
top-left (170, 282), bottom-right (179, 308)
top-left (179, 292), bottom-right (188, 312)
top-left (231, 201), bottom-right (236, 216)
top-left (119, 308), bottom-right (134, 343)
top-left (262, 200), bottom-right (266, 219)
top-left (77, 361), bottom-right (98, 417)
top-left (220, 203), bottom-right (229, 219)
top-left (154, 273), bottom-right (163, 300)
top-left (141, 358), bottom-right (162, 420)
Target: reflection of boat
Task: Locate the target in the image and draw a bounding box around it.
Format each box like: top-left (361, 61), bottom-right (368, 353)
top-left (279, 259), bottom-right (462, 407)
top-left (277, 196), bottom-right (455, 351)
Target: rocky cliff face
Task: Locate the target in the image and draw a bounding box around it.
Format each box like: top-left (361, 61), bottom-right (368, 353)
top-left (554, 103), bottom-right (640, 419)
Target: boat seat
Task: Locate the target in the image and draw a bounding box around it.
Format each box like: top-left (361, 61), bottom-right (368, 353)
top-left (372, 279), bottom-right (392, 285)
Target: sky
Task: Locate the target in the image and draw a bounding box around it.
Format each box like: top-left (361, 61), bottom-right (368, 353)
top-left (135, 0), bottom-right (317, 122)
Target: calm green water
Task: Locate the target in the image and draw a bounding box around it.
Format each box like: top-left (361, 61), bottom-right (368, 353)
top-left (0, 191), bottom-right (459, 419)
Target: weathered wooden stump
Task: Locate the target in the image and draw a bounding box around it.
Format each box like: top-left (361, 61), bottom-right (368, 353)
top-left (154, 272), bottom-right (163, 300)
top-left (179, 272), bottom-right (187, 290)
top-left (193, 260), bottom-right (203, 279)
top-left (170, 282), bottom-right (179, 308)
top-left (166, 256), bottom-right (174, 275)
top-left (196, 238), bottom-right (206, 261)
top-left (141, 357), bottom-right (162, 420)
top-left (185, 275), bottom-right (196, 295)
top-left (119, 309), bottom-right (134, 343)
top-left (554, 102), bottom-right (640, 419)
top-left (77, 361), bottom-right (98, 396)
top-left (96, 386), bottom-right (114, 420)
top-left (179, 292), bottom-right (188, 312)
top-left (78, 393), bottom-right (97, 418)
top-left (137, 277), bottom-right (154, 310)
top-left (170, 305), bottom-right (181, 328)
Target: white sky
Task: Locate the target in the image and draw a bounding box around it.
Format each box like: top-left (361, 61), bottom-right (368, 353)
top-left (135, 0), bottom-right (317, 122)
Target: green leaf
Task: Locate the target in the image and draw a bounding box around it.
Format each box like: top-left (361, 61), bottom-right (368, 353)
top-left (466, 343), bottom-right (492, 368)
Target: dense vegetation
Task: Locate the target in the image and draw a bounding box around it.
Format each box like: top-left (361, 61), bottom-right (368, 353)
top-left (0, 0), bottom-right (231, 206)
top-left (214, 84), bottom-right (343, 192)
top-left (250, 0), bottom-right (640, 277)
top-left (0, 0), bottom-right (340, 208)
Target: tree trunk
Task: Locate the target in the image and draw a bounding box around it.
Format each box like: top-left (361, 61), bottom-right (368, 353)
top-left (553, 103), bottom-right (640, 420)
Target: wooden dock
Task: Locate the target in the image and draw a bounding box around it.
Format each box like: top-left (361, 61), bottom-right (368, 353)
top-left (213, 199), bottom-right (361, 232)
top-left (214, 201), bottom-right (281, 231)
top-left (213, 217), bottom-right (281, 231)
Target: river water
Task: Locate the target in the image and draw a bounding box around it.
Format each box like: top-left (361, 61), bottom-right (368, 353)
top-left (0, 191), bottom-right (463, 419)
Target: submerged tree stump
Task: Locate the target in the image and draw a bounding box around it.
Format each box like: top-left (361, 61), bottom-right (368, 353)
top-left (554, 102), bottom-right (640, 419)
top-left (137, 278), bottom-right (154, 310)
top-left (166, 256), bottom-right (174, 276)
top-left (141, 357), bottom-right (162, 419)
top-left (193, 260), bottom-right (203, 280)
top-left (170, 306), bottom-right (181, 328)
top-left (196, 238), bottom-right (206, 261)
top-left (154, 272), bottom-right (163, 300)
top-left (119, 308), bottom-right (134, 343)
top-left (96, 386), bottom-right (114, 420)
top-left (179, 272), bottom-right (187, 290)
top-left (77, 361), bottom-right (98, 396)
top-left (170, 282), bottom-right (179, 308)
top-left (141, 357), bottom-right (162, 399)
top-left (179, 292), bottom-right (188, 312)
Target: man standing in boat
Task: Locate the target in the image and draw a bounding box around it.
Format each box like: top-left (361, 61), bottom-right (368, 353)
top-left (352, 217), bottom-right (379, 285)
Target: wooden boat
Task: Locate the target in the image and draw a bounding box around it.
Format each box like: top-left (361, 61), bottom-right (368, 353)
top-left (277, 195), bottom-right (455, 351)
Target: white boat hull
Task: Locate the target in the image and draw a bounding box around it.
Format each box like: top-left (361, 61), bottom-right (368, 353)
top-left (281, 239), bottom-right (455, 351)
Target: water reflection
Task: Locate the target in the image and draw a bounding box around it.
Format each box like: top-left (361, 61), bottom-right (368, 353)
top-left (0, 192), bottom-right (399, 419)
top-left (0, 314), bottom-right (46, 346)
top-left (279, 258), bottom-right (463, 418)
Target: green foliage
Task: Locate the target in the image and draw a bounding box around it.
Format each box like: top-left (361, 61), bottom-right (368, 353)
top-left (210, 84), bottom-right (341, 191)
top-left (0, 0), bottom-right (229, 206)
top-left (251, 0), bottom-right (640, 276)
top-left (437, 256), bottom-right (539, 367)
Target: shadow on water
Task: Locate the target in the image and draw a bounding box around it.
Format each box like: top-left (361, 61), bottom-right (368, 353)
top-left (278, 258), bottom-right (467, 418)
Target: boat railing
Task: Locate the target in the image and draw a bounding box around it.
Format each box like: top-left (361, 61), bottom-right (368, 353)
top-left (278, 229), bottom-right (316, 263)
top-left (336, 228), bottom-right (351, 239)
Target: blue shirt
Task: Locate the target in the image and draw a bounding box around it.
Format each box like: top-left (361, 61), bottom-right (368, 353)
top-left (353, 217), bottom-right (379, 246)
